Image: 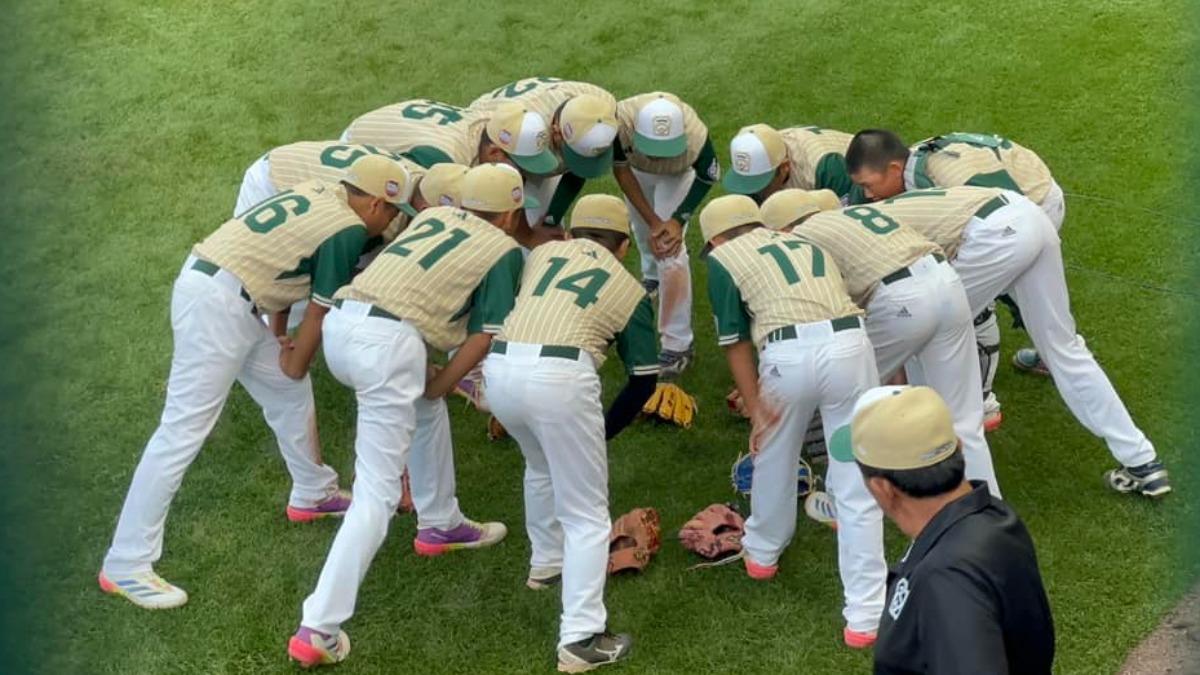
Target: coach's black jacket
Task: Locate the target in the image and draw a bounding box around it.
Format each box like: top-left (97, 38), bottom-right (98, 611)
top-left (873, 481), bottom-right (1055, 674)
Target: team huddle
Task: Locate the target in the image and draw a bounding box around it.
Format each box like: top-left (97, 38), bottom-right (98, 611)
top-left (96, 77), bottom-right (1169, 672)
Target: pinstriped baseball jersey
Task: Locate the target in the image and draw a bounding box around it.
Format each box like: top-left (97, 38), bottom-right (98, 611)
top-left (338, 206), bottom-right (522, 352)
top-left (500, 238), bottom-right (658, 373)
top-left (614, 93), bottom-right (709, 175)
top-left (266, 141), bottom-right (425, 193)
top-left (873, 187), bottom-right (1004, 259)
top-left (469, 78), bottom-right (616, 119)
top-left (908, 134), bottom-right (1053, 204)
top-left (794, 207), bottom-right (942, 307)
top-left (341, 99), bottom-right (485, 166)
top-left (194, 181), bottom-right (368, 313)
top-left (780, 126), bottom-right (854, 191)
top-left (707, 228), bottom-right (861, 347)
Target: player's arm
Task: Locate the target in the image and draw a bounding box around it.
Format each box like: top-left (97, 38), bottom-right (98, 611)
top-left (279, 225), bottom-right (369, 379)
top-left (270, 310), bottom-right (290, 338)
top-left (670, 135), bottom-right (719, 225)
top-left (613, 142), bottom-right (662, 235)
top-left (706, 256), bottom-right (756, 409)
top-left (424, 247), bottom-right (524, 398)
top-left (607, 296), bottom-right (660, 439)
top-left (538, 172), bottom-right (587, 228)
top-left (815, 152), bottom-right (855, 199)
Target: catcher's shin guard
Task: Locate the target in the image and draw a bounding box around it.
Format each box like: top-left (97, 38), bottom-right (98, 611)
top-left (974, 305), bottom-right (1001, 401)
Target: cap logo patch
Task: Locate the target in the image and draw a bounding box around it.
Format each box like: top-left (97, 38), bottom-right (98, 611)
top-left (651, 115), bottom-right (672, 136)
top-left (498, 129), bottom-right (513, 145)
top-left (562, 122), bottom-right (575, 140)
top-left (535, 130), bottom-right (548, 151)
top-left (511, 187), bottom-right (523, 203)
top-left (385, 180), bottom-right (400, 197)
top-left (734, 152), bottom-right (752, 173)
top-left (438, 194), bottom-right (454, 206)
top-left (579, 215), bottom-right (612, 226)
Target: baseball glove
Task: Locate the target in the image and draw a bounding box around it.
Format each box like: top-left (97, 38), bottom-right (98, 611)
top-left (641, 383), bottom-right (697, 428)
top-left (731, 453), bottom-right (815, 498)
top-left (487, 415), bottom-right (508, 442)
top-left (678, 503), bottom-right (745, 561)
top-left (608, 507), bottom-right (661, 574)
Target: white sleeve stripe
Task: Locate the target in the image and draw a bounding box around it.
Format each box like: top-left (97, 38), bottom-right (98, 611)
top-left (310, 294), bottom-right (335, 307)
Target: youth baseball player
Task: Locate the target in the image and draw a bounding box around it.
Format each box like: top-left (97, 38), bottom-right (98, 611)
top-left (483, 194), bottom-right (658, 672)
top-left (863, 186), bottom-right (1169, 499)
top-left (722, 123), bottom-right (862, 204)
top-left (98, 155), bottom-right (417, 610)
top-left (759, 189), bottom-right (999, 496)
top-left (612, 92), bottom-right (719, 377)
top-left (469, 78), bottom-right (619, 228)
top-left (700, 194), bottom-right (886, 648)
top-left (287, 163), bottom-right (532, 668)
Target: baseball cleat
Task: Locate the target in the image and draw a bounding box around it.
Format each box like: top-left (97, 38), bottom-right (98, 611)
top-left (1106, 460), bottom-right (1171, 498)
top-left (804, 491), bottom-right (838, 530)
top-left (983, 410), bottom-right (1003, 433)
top-left (287, 626), bottom-right (350, 668)
top-left (641, 278), bottom-right (660, 300)
top-left (413, 518), bottom-right (507, 556)
top-left (1013, 348), bottom-right (1050, 376)
top-left (843, 626), bottom-right (877, 649)
top-left (98, 569), bottom-right (188, 610)
top-left (286, 489), bottom-right (352, 523)
top-left (527, 566), bottom-right (563, 590)
top-left (452, 365), bottom-right (490, 412)
top-left (557, 631), bottom-right (633, 673)
top-left (743, 555), bottom-right (778, 581)
top-left (657, 346), bottom-right (694, 380)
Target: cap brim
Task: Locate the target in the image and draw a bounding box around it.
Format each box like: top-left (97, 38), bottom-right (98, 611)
top-left (508, 149), bottom-right (559, 176)
top-left (562, 144), bottom-right (613, 179)
top-left (633, 132), bottom-right (687, 158)
top-left (722, 169), bottom-right (774, 195)
top-left (828, 424), bottom-right (856, 463)
top-left (398, 202), bottom-right (418, 217)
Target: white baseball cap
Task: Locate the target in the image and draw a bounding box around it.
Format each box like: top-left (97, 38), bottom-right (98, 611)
top-left (486, 102), bottom-right (557, 175)
top-left (722, 124), bottom-right (788, 195)
top-left (632, 93), bottom-right (687, 158)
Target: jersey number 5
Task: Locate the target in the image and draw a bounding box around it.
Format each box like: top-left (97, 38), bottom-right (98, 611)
top-left (401, 101), bottom-right (465, 126)
top-left (532, 257), bottom-right (611, 308)
top-left (757, 239), bottom-right (825, 285)
top-left (242, 191), bottom-right (312, 233)
top-left (386, 218), bottom-right (471, 269)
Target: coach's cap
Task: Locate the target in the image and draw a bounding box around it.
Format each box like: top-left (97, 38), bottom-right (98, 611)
top-left (760, 189), bottom-right (840, 230)
top-left (699, 194), bottom-right (761, 244)
top-left (486, 102), bottom-right (558, 175)
top-left (417, 163), bottom-right (468, 208)
top-left (343, 155), bottom-right (417, 216)
top-left (461, 163), bottom-right (541, 213)
top-left (829, 386), bottom-right (959, 469)
top-left (722, 124), bottom-right (788, 195)
top-left (633, 93), bottom-right (687, 158)
top-left (567, 194), bottom-right (630, 237)
top-left (559, 95), bottom-right (618, 179)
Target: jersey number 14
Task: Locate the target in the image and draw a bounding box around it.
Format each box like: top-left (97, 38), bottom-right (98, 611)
top-left (532, 257), bottom-right (611, 308)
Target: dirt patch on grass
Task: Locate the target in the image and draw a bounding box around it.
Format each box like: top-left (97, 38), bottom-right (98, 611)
top-left (1120, 584), bottom-right (1200, 674)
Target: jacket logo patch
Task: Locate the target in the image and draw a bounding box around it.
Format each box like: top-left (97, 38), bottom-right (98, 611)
top-left (889, 577), bottom-right (910, 620)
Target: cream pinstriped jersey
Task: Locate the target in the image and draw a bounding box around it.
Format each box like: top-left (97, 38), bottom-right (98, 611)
top-left (780, 126), bottom-right (853, 190)
top-left (500, 239), bottom-right (650, 368)
top-left (341, 99), bottom-right (485, 165)
top-left (794, 208), bottom-right (942, 307)
top-left (614, 93), bottom-right (708, 175)
top-left (911, 134), bottom-right (1054, 204)
top-left (266, 141), bottom-right (425, 193)
top-left (469, 78), bottom-right (616, 119)
top-left (194, 181), bottom-right (367, 313)
top-left (873, 187), bottom-right (1003, 260)
top-left (708, 228), bottom-right (861, 347)
top-left (338, 206), bottom-right (519, 352)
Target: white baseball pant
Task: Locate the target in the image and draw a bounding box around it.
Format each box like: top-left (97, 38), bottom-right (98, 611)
top-left (300, 300), bottom-right (466, 635)
top-left (1041, 178), bottom-right (1066, 231)
top-left (524, 174), bottom-right (563, 227)
top-left (954, 192), bottom-right (1155, 467)
top-left (102, 255), bottom-right (339, 576)
top-left (624, 167), bottom-right (696, 353)
top-left (484, 344), bottom-right (609, 647)
top-left (741, 321), bottom-right (885, 633)
top-left (866, 255), bottom-right (999, 496)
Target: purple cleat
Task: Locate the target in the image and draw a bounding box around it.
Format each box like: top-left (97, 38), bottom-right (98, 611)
top-left (286, 489), bottom-right (352, 523)
top-left (413, 518), bottom-right (507, 556)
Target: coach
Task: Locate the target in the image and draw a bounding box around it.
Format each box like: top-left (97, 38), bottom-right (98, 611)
top-left (830, 386), bottom-right (1054, 674)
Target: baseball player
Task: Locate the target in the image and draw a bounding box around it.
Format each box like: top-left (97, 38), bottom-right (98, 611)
top-left (860, 186), bottom-right (1169, 499)
top-left (612, 92), bottom-right (719, 377)
top-left (700, 194), bottom-right (886, 648)
top-left (98, 155), bottom-right (416, 610)
top-left (722, 123), bottom-right (863, 204)
top-left (759, 189), bottom-right (999, 496)
top-left (469, 78), bottom-right (620, 228)
top-left (287, 163), bottom-right (531, 668)
top-left (483, 194), bottom-right (658, 672)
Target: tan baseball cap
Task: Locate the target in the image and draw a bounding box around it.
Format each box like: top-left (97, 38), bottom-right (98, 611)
top-left (559, 94), bottom-right (618, 179)
top-left (417, 163), bottom-right (468, 208)
top-left (829, 386), bottom-right (959, 469)
top-left (485, 102), bottom-right (558, 175)
top-left (722, 124), bottom-right (788, 195)
top-left (567, 194), bottom-right (630, 237)
top-left (760, 189), bottom-right (840, 230)
top-left (461, 163), bottom-right (541, 213)
top-left (343, 155), bottom-right (417, 215)
top-left (699, 194), bottom-right (761, 244)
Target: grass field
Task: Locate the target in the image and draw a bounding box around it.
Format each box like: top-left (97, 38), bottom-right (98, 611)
top-left (1, 1), bottom-right (1198, 673)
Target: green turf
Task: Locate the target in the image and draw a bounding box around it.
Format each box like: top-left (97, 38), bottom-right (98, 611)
top-left (1, 1), bottom-right (1197, 673)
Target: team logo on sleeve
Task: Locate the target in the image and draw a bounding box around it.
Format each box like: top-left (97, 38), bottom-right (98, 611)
top-left (652, 115), bottom-right (672, 136)
top-left (707, 158), bottom-right (720, 181)
top-left (734, 152), bottom-right (751, 173)
top-left (888, 577), bottom-right (910, 620)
